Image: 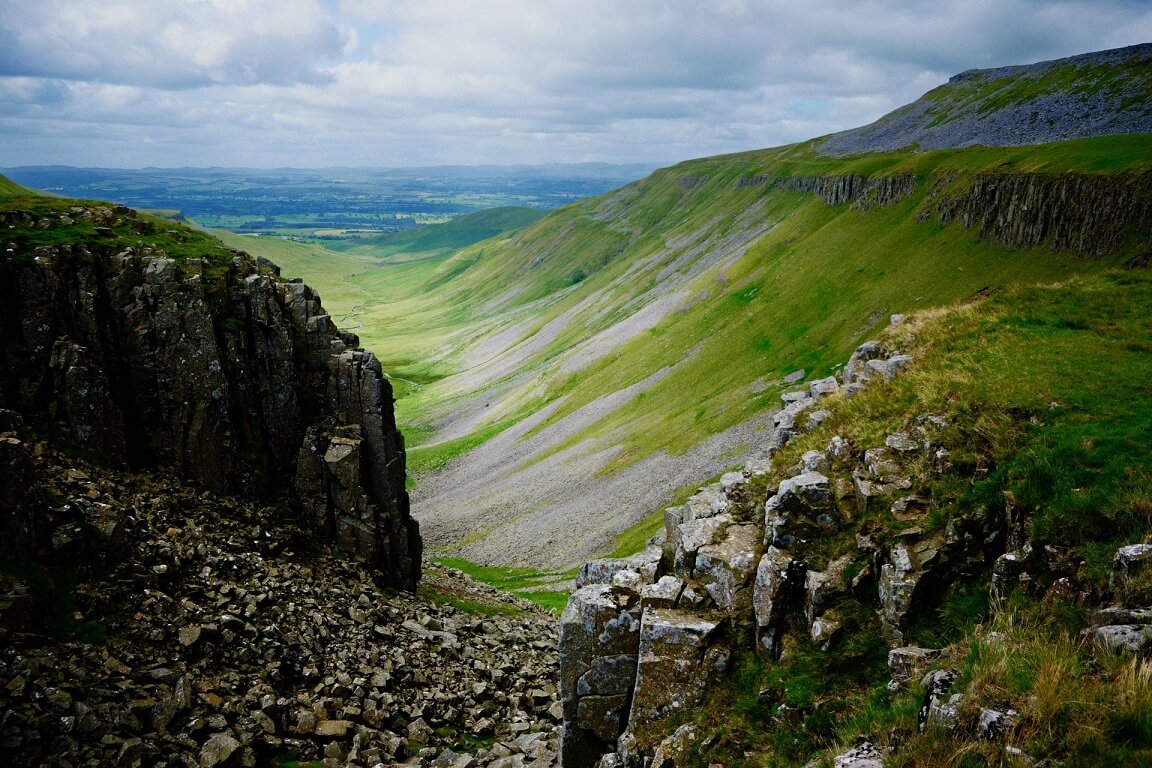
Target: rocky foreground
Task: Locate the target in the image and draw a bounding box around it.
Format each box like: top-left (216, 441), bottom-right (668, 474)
top-left (0, 436), bottom-right (561, 768)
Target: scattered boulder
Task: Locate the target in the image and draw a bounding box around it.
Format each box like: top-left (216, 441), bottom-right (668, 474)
top-left (832, 741), bottom-right (886, 767)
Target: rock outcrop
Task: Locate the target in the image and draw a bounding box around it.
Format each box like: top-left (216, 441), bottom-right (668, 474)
top-left (558, 341), bottom-right (922, 768)
top-left (0, 202), bottom-right (419, 588)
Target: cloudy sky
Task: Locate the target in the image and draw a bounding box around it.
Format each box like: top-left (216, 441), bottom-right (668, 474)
top-left (0, 0), bottom-right (1149, 169)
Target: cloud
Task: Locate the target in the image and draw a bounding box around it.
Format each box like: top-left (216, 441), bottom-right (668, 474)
top-left (0, 0), bottom-right (348, 88)
top-left (0, 0), bottom-right (1149, 167)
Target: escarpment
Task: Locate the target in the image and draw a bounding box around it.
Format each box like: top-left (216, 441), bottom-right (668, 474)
top-left (727, 166), bottom-right (1152, 258)
top-left (0, 201), bottom-right (420, 589)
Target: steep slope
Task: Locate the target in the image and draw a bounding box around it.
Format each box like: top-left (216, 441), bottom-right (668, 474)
top-left (558, 268), bottom-right (1152, 768)
top-left (223, 45), bottom-right (1152, 573)
top-left (391, 136), bottom-right (1151, 569)
top-left (0, 188), bottom-right (420, 588)
top-left (818, 42), bottom-right (1152, 155)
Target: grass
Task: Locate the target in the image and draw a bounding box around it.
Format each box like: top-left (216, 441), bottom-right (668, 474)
top-left (432, 557), bottom-right (574, 614)
top-left (0, 174), bottom-right (32, 199)
top-left (221, 134), bottom-right (1152, 564)
top-left (662, 266), bottom-right (1152, 766)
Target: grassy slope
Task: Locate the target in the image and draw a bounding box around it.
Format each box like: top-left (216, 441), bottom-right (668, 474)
top-left (0, 174), bottom-right (33, 199)
top-left (690, 269), bottom-right (1152, 767)
top-left (387, 135), bottom-right (1151, 454)
top-left (223, 135), bottom-right (1152, 565)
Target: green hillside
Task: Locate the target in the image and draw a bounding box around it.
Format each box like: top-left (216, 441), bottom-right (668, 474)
top-left (230, 131), bottom-right (1152, 567)
top-left (0, 174), bottom-right (33, 199)
top-left (333, 206), bottom-right (547, 257)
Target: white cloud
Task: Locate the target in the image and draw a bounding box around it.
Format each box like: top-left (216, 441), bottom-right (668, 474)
top-left (0, 0), bottom-right (1149, 167)
top-left (0, 0), bottom-right (347, 87)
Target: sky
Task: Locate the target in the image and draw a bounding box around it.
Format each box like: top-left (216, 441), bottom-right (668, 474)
top-left (0, 0), bottom-right (1149, 169)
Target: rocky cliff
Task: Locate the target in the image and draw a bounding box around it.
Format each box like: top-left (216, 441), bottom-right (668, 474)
top-left (0, 196), bottom-right (420, 589)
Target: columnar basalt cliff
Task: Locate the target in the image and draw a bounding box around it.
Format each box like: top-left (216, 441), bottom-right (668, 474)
top-left (0, 202), bottom-right (420, 588)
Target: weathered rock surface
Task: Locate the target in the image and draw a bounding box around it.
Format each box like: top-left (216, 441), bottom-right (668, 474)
top-left (0, 204), bottom-right (419, 587)
top-left (818, 44), bottom-right (1152, 158)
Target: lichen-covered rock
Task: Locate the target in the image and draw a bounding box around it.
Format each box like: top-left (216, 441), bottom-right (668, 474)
top-left (627, 609), bottom-right (727, 727)
top-left (754, 546), bottom-right (804, 654)
top-left (694, 523), bottom-right (759, 618)
top-left (832, 741), bottom-right (885, 767)
top-left (878, 536), bottom-right (943, 647)
top-left (918, 669), bottom-right (960, 732)
top-left (560, 585), bottom-right (642, 768)
top-left (577, 547), bottom-right (663, 588)
top-left (887, 647), bottom-right (944, 691)
top-left (1111, 544), bottom-right (1152, 592)
top-left (1088, 624), bottom-right (1152, 654)
top-left (765, 471), bottom-right (839, 548)
top-left (669, 513), bottom-right (733, 574)
top-left (641, 576), bottom-right (686, 610)
top-left (649, 723), bottom-right (699, 768)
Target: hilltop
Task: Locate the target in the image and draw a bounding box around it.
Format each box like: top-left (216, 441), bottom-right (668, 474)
top-left (818, 42), bottom-right (1152, 155)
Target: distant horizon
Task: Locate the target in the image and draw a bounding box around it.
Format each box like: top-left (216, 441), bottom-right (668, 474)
top-left (2, 2), bottom-right (1149, 168)
top-left (0, 160), bottom-right (669, 173)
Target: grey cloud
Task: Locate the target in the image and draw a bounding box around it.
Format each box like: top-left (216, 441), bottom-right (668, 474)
top-left (0, 0), bottom-right (347, 88)
top-left (0, 0), bottom-right (1149, 167)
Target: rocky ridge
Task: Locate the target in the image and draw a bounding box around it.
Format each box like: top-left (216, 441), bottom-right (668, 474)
top-left (558, 327), bottom-right (1152, 768)
top-left (0, 436), bottom-right (561, 768)
top-left (817, 43), bottom-right (1152, 156)
top-left (0, 200), bottom-right (419, 588)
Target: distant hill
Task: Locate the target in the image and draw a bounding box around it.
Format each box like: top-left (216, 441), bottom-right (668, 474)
top-left (337, 206), bottom-right (547, 258)
top-left (818, 42), bottom-right (1152, 155)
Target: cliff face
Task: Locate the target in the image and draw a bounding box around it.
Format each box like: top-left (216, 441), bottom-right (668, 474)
top-left (0, 200), bottom-right (420, 589)
top-left (758, 167), bottom-right (1152, 259)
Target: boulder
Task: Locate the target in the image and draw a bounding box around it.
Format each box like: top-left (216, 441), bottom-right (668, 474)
top-left (1088, 624), bottom-right (1152, 654)
top-left (887, 647), bottom-right (944, 691)
top-left (1111, 544), bottom-right (1152, 592)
